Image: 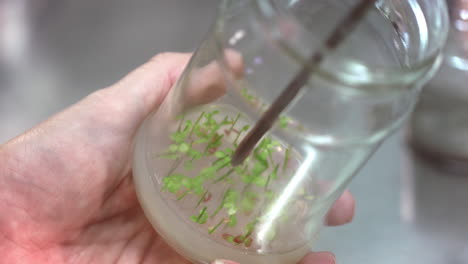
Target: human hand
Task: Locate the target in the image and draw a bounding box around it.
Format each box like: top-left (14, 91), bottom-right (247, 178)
top-left (0, 53), bottom-right (354, 264)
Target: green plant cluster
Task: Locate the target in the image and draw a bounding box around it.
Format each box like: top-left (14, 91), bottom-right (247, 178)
top-left (158, 108), bottom-right (293, 247)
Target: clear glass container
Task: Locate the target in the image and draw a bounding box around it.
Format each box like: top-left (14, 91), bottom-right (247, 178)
top-left (133, 1), bottom-right (449, 263)
top-left (408, 0), bottom-right (468, 173)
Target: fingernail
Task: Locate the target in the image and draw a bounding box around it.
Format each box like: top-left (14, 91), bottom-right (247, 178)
top-left (318, 252), bottom-right (336, 264)
top-left (301, 252), bottom-right (335, 264)
top-left (212, 260), bottom-right (239, 264)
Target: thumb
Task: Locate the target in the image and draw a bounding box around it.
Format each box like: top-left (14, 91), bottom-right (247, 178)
top-left (98, 52), bottom-right (192, 128)
top-left (98, 50), bottom-right (243, 131)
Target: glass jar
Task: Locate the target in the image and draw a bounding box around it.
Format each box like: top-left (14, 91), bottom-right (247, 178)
top-left (408, 0), bottom-right (468, 173)
top-left (133, 1), bottom-right (448, 263)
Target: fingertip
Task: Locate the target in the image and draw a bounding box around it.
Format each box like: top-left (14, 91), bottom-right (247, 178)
top-left (326, 190), bottom-right (355, 226)
top-left (212, 260), bottom-right (240, 264)
top-left (223, 49), bottom-right (245, 79)
top-left (300, 252), bottom-right (336, 264)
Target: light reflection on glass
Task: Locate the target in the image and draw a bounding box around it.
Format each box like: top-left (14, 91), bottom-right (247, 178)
top-left (257, 146), bottom-right (317, 251)
top-left (0, 0), bottom-right (30, 67)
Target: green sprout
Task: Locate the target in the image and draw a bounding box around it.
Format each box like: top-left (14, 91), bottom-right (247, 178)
top-left (279, 116), bottom-right (291, 129)
top-left (158, 108), bottom-right (298, 236)
top-left (191, 207), bottom-right (208, 224)
top-left (209, 218), bottom-right (225, 234)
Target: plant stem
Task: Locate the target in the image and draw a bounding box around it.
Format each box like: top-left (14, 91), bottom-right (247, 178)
top-left (177, 190), bottom-right (190, 201)
top-left (196, 190), bottom-right (209, 208)
top-left (197, 207), bottom-right (208, 222)
top-left (216, 159), bottom-right (231, 172)
top-left (214, 168), bottom-right (235, 183)
top-left (283, 146), bottom-right (291, 173)
top-left (233, 130), bottom-right (243, 146)
top-left (229, 113), bottom-right (241, 132)
top-left (265, 164), bottom-right (279, 191)
top-left (189, 111), bottom-right (205, 138)
top-left (209, 218), bottom-right (225, 234)
top-left (166, 158), bottom-right (182, 177)
top-left (212, 190), bottom-right (230, 217)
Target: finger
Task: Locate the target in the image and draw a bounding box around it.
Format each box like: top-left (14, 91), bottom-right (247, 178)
top-left (325, 190), bottom-right (355, 226)
top-left (300, 252), bottom-right (336, 264)
top-left (211, 260), bottom-right (239, 264)
top-left (185, 49), bottom-right (244, 107)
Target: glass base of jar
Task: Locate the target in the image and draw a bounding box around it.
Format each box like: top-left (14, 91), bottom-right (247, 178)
top-left (407, 139), bottom-right (468, 176)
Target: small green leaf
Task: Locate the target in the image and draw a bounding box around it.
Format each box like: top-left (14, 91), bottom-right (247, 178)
top-left (271, 164), bottom-right (279, 180)
top-left (183, 120), bottom-right (193, 132)
top-left (194, 138), bottom-right (210, 144)
top-left (241, 173), bottom-right (254, 184)
top-left (211, 134), bottom-right (224, 148)
top-left (212, 189), bottom-right (238, 217)
top-left (228, 215), bottom-right (237, 227)
top-left (253, 176), bottom-right (267, 187)
top-left (189, 176), bottom-right (205, 195)
top-left (271, 140), bottom-right (281, 147)
top-left (188, 149), bottom-right (202, 160)
top-left (224, 234), bottom-right (235, 243)
top-left (241, 193), bottom-right (257, 213)
top-left (245, 219), bottom-right (258, 237)
top-left (169, 144), bottom-right (179, 153)
top-left (181, 177), bottom-right (191, 188)
top-left (283, 146), bottom-right (291, 172)
top-left (170, 132), bottom-right (186, 144)
top-left (234, 166), bottom-right (245, 174)
top-left (214, 158), bottom-right (231, 171)
top-left (215, 151), bottom-right (226, 158)
top-left (163, 174), bottom-right (185, 193)
top-left (252, 161), bottom-right (268, 176)
top-left (179, 143), bottom-right (190, 153)
top-left (224, 148), bottom-right (234, 155)
top-left (265, 190), bottom-right (274, 200)
top-left (279, 116), bottom-right (291, 129)
top-left (265, 164), bottom-right (279, 190)
top-left (191, 207), bottom-right (208, 224)
top-left (199, 167), bottom-right (216, 179)
top-left (223, 190), bottom-right (239, 216)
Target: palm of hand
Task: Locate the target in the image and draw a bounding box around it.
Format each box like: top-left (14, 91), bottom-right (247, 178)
top-left (0, 54), bottom-right (193, 264)
top-left (0, 93), bottom-right (189, 264)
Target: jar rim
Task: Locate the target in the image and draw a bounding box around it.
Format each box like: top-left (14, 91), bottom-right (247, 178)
top-left (216, 0), bottom-right (450, 89)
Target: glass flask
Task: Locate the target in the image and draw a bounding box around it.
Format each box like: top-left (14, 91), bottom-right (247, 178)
top-left (133, 0), bottom-right (449, 263)
top-left (408, 0), bottom-right (468, 173)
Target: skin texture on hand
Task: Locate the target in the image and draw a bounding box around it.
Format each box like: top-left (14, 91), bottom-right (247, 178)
top-left (0, 53), bottom-right (354, 264)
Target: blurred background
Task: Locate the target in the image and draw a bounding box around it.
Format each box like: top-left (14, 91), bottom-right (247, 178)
top-left (1, 0), bottom-right (468, 263)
